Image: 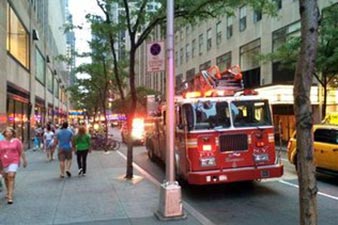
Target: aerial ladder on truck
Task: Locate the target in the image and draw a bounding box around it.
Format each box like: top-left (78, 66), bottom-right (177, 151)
top-left (179, 65), bottom-right (246, 98)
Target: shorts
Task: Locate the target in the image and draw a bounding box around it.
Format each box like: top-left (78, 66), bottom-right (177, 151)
top-left (3, 164), bottom-right (19, 173)
top-left (45, 139), bottom-right (54, 150)
top-left (58, 150), bottom-right (72, 161)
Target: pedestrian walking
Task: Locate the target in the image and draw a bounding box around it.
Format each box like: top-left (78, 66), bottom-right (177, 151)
top-left (54, 122), bottom-right (74, 178)
top-left (0, 132), bottom-right (4, 192)
top-left (43, 124), bottom-right (55, 161)
top-left (0, 127), bottom-right (27, 204)
top-left (73, 125), bottom-right (91, 176)
top-left (34, 124), bottom-right (43, 151)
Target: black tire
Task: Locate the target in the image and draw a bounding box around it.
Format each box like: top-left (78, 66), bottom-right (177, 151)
top-left (111, 141), bottom-right (120, 150)
top-left (147, 143), bottom-right (155, 162)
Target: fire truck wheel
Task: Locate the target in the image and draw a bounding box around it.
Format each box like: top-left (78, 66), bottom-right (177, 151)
top-left (174, 153), bottom-right (181, 179)
top-left (147, 144), bottom-right (155, 162)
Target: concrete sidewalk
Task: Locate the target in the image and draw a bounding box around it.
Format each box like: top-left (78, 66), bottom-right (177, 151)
top-left (0, 147), bottom-right (208, 225)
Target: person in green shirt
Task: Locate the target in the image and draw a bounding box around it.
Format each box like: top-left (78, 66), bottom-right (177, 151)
top-left (73, 125), bottom-right (91, 176)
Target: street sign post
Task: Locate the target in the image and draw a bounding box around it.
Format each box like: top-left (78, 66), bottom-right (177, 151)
top-left (147, 41), bottom-right (165, 73)
top-left (155, 0), bottom-right (185, 221)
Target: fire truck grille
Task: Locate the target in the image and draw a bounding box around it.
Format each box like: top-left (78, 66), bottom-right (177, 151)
top-left (219, 134), bottom-right (248, 152)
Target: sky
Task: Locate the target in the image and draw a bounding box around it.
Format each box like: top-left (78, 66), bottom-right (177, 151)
top-left (68, 0), bottom-right (102, 72)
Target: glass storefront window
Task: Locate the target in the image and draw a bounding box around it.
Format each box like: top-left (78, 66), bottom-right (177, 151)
top-left (36, 49), bottom-right (45, 84)
top-left (7, 99), bottom-right (15, 128)
top-left (54, 77), bottom-right (59, 97)
top-left (47, 69), bottom-right (53, 92)
top-left (15, 101), bottom-right (24, 140)
top-left (7, 4), bottom-right (30, 69)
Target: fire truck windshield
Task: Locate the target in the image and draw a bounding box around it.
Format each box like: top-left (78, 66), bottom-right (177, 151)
top-left (186, 99), bottom-right (272, 130)
top-left (231, 100), bottom-right (272, 127)
top-left (191, 101), bottom-right (231, 130)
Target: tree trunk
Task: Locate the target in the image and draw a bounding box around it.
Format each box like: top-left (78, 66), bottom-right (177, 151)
top-left (125, 48), bottom-right (137, 179)
top-left (294, 1), bottom-right (319, 224)
top-left (322, 81), bottom-right (327, 119)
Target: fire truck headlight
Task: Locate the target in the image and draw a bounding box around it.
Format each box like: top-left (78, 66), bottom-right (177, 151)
top-left (200, 157), bottom-right (216, 167)
top-left (254, 154), bottom-right (269, 162)
top-left (131, 129), bottom-right (143, 139)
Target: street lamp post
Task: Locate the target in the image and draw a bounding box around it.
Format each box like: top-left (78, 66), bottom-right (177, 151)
top-left (155, 0), bottom-right (185, 220)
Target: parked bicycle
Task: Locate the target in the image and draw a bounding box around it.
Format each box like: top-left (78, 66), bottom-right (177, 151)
top-left (91, 134), bottom-right (120, 151)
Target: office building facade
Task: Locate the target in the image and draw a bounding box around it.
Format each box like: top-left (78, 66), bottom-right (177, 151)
top-left (0, 0), bottom-right (73, 146)
top-left (135, 0), bottom-right (338, 141)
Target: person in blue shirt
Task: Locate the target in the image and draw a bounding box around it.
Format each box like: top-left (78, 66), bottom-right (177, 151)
top-left (54, 122), bottom-right (74, 178)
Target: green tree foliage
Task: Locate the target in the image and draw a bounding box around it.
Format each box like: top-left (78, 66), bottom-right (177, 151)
top-left (261, 3), bottom-right (338, 118)
top-left (93, 0), bottom-right (277, 179)
top-left (68, 32), bottom-right (116, 136)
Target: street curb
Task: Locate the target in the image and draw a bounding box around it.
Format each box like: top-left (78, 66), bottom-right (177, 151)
top-left (116, 150), bottom-right (216, 225)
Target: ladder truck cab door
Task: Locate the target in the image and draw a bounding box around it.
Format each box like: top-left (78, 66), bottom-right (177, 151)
top-left (175, 103), bottom-right (192, 177)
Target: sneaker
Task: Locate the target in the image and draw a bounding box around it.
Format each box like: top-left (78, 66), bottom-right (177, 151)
top-left (66, 171), bottom-right (71, 177)
top-left (60, 174), bottom-right (65, 178)
top-left (78, 168), bottom-right (83, 176)
top-left (82, 173), bottom-right (86, 176)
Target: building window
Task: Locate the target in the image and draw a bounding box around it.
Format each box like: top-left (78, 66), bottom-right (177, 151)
top-left (273, 0), bottom-right (282, 10)
top-left (35, 49), bottom-right (45, 84)
top-left (54, 77), bottom-right (59, 98)
top-left (47, 69), bottom-right (53, 92)
top-left (207, 28), bottom-right (212, 51)
top-left (180, 48), bottom-right (183, 65)
top-left (216, 21), bottom-right (222, 45)
top-left (199, 61), bottom-right (211, 71)
top-left (199, 33), bottom-right (204, 55)
top-left (176, 74), bottom-right (183, 89)
top-left (192, 39), bottom-right (196, 58)
top-left (272, 21), bottom-right (301, 51)
top-left (253, 9), bottom-right (262, 23)
top-left (7, 4), bottom-right (30, 69)
top-left (216, 52), bottom-right (232, 71)
top-left (180, 28), bottom-right (184, 40)
top-left (239, 5), bottom-right (247, 32)
top-left (186, 25), bottom-right (190, 38)
top-left (175, 51), bottom-right (178, 65)
top-left (240, 39), bottom-right (261, 70)
top-left (226, 16), bottom-right (233, 39)
top-left (186, 68), bottom-right (196, 82)
top-left (272, 61), bottom-right (295, 83)
top-left (185, 44), bottom-right (190, 62)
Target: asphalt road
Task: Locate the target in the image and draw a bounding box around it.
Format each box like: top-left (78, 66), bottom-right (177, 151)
top-left (109, 127), bottom-right (338, 225)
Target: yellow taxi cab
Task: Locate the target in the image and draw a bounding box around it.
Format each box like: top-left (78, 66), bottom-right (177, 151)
top-left (287, 124), bottom-right (338, 173)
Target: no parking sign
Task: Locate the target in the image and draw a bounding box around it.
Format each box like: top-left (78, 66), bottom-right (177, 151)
top-left (147, 41), bottom-right (165, 73)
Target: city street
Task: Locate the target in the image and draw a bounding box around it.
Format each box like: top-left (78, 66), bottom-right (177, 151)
top-left (110, 127), bottom-right (338, 225)
top-left (0, 127), bottom-right (337, 225)
top-left (1, 1), bottom-right (337, 224)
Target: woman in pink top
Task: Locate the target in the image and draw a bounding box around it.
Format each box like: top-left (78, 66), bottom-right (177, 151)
top-left (0, 127), bottom-right (27, 204)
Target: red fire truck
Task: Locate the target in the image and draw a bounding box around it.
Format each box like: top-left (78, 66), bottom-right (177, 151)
top-left (145, 65), bottom-right (283, 185)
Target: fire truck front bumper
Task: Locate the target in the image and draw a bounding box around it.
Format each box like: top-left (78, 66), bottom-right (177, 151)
top-left (187, 164), bottom-right (284, 185)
